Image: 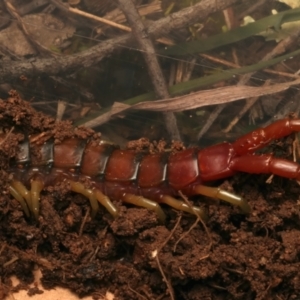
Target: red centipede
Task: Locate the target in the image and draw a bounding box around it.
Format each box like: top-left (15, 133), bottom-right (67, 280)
top-left (3, 98), bottom-right (300, 222)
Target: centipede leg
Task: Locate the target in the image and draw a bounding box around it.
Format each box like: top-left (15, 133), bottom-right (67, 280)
top-left (193, 185), bottom-right (251, 213)
top-left (10, 180), bottom-right (32, 215)
top-left (69, 181), bottom-right (99, 218)
top-left (8, 185), bottom-right (30, 217)
top-left (31, 180), bottom-right (44, 220)
top-left (122, 194), bottom-right (166, 223)
top-left (160, 195), bottom-right (208, 221)
top-left (93, 189), bottom-right (118, 218)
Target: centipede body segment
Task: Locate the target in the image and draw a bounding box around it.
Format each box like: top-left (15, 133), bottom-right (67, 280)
top-left (2, 98), bottom-right (300, 222)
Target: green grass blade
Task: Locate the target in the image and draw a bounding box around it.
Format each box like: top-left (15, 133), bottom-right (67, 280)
top-left (161, 7), bottom-right (300, 55)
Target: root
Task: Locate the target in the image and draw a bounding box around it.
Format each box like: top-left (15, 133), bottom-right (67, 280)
top-left (157, 213), bottom-right (182, 253)
top-left (127, 285), bottom-right (148, 300)
top-left (152, 253), bottom-right (175, 300)
top-left (152, 214), bottom-right (182, 300)
top-left (78, 207), bottom-right (90, 236)
top-left (175, 191), bottom-right (212, 258)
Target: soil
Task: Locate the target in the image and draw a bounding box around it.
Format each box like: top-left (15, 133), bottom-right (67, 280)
top-left (1, 93), bottom-right (300, 300)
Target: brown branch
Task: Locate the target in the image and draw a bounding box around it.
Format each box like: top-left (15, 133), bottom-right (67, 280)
top-left (117, 0), bottom-right (169, 100)
top-left (148, 0), bottom-right (243, 38)
top-left (0, 0), bottom-right (243, 82)
top-left (0, 33), bottom-right (128, 83)
top-left (117, 0), bottom-right (180, 140)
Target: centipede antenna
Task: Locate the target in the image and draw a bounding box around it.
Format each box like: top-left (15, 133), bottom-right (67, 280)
top-left (31, 180), bottom-right (44, 220)
top-left (69, 181), bottom-right (99, 218)
top-left (122, 194), bottom-right (166, 223)
top-left (193, 185), bottom-right (251, 214)
top-left (8, 185), bottom-right (30, 217)
top-left (160, 195), bottom-right (208, 221)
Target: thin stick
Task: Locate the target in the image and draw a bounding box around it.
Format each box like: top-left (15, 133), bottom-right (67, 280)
top-left (223, 79), bottom-right (271, 133)
top-left (127, 285), bottom-right (148, 300)
top-left (200, 53), bottom-right (299, 79)
top-left (117, 0), bottom-right (180, 141)
top-left (157, 214), bottom-right (182, 253)
top-left (175, 191), bottom-right (212, 257)
top-left (78, 207), bottom-right (90, 237)
top-left (57, 2), bottom-right (171, 46)
top-left (173, 216), bottom-right (201, 253)
top-left (3, 256), bottom-right (19, 267)
top-left (198, 26), bottom-right (300, 138)
top-left (0, 127), bottom-right (14, 146)
top-left (70, 7), bottom-right (131, 32)
top-left (0, 244), bottom-right (6, 255)
top-left (153, 254), bottom-right (175, 300)
top-left (3, 0), bottom-right (243, 82)
top-left (88, 246), bottom-right (99, 262)
top-left (151, 215), bottom-right (182, 300)
top-left (197, 104), bottom-right (225, 140)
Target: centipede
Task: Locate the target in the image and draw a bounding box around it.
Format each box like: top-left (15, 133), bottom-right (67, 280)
top-left (2, 94), bottom-right (300, 222)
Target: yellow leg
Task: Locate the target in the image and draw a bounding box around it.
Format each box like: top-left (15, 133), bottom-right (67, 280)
top-left (160, 195), bottom-right (208, 221)
top-left (31, 180), bottom-right (44, 220)
top-left (10, 180), bottom-right (32, 215)
top-left (69, 181), bottom-right (99, 218)
top-left (193, 185), bottom-right (251, 213)
top-left (93, 189), bottom-right (118, 218)
top-left (8, 185), bottom-right (30, 217)
top-left (122, 194), bottom-right (166, 223)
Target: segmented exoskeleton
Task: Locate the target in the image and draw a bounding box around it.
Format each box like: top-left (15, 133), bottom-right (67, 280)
top-left (4, 100), bottom-right (300, 222)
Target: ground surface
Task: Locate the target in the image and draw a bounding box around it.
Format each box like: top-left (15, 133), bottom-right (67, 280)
top-left (1, 94), bottom-right (300, 300)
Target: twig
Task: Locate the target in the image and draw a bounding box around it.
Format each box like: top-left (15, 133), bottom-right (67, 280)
top-left (51, 0), bottom-right (132, 32)
top-left (127, 285), bottom-right (148, 300)
top-left (50, 76), bottom-right (95, 101)
top-left (0, 244), bottom-right (6, 255)
top-left (78, 207), bottom-right (90, 237)
top-left (200, 53), bottom-right (299, 79)
top-left (3, 256), bottom-right (19, 267)
top-left (1, 0), bottom-right (243, 81)
top-left (0, 32), bottom-right (128, 83)
top-left (173, 216), bottom-right (202, 253)
top-left (0, 127), bottom-right (14, 146)
top-left (14, 0), bottom-right (49, 16)
top-left (151, 215), bottom-right (182, 300)
top-left (223, 79), bottom-right (272, 133)
top-left (152, 253), bottom-right (175, 300)
top-left (52, 2), bottom-right (171, 45)
top-left (238, 0), bottom-right (267, 19)
top-left (157, 214), bottom-right (182, 253)
top-left (100, 2), bottom-right (162, 33)
top-left (174, 191), bottom-right (212, 256)
top-left (117, 0), bottom-right (180, 140)
top-left (5, 244), bottom-right (54, 270)
top-left (235, 27), bottom-right (300, 121)
top-left (197, 104), bottom-right (225, 140)
top-left (88, 246), bottom-right (99, 262)
top-left (199, 26), bottom-right (300, 137)
top-left (56, 100), bottom-right (67, 121)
